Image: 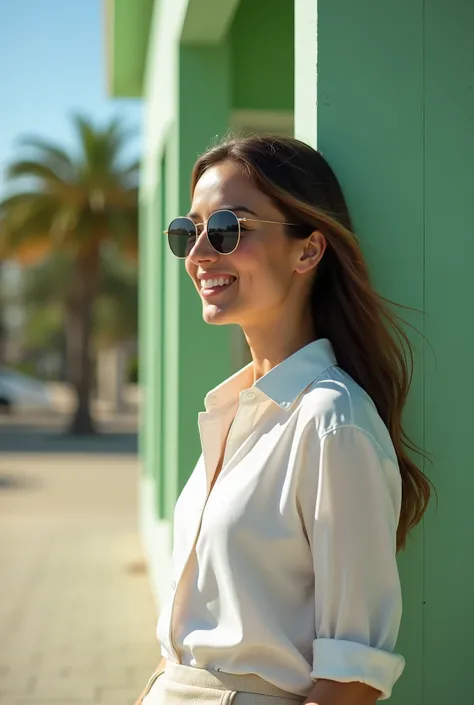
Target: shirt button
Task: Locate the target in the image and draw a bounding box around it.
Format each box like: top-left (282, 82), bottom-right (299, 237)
top-left (244, 391), bottom-right (256, 401)
top-left (208, 396), bottom-right (218, 408)
top-left (172, 580), bottom-right (177, 590)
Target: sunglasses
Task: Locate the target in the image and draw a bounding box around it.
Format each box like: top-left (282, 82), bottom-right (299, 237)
top-left (164, 209), bottom-right (299, 259)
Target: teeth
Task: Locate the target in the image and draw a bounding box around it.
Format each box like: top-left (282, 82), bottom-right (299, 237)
top-left (201, 277), bottom-right (234, 288)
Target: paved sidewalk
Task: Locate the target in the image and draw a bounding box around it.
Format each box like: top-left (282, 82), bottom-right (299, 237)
top-left (0, 449), bottom-right (161, 705)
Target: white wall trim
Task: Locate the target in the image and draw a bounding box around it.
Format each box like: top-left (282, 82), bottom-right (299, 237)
top-left (294, 0), bottom-right (318, 147)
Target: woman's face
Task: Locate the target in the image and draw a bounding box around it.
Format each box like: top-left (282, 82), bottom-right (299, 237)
top-left (185, 160), bottom-right (322, 329)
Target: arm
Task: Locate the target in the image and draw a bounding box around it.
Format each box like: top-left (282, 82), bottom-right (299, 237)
top-left (304, 679), bottom-right (379, 705)
top-left (297, 424), bottom-right (405, 702)
top-left (133, 655), bottom-right (167, 705)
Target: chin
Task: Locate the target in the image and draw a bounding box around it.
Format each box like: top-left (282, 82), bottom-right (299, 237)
top-left (202, 303), bottom-right (237, 326)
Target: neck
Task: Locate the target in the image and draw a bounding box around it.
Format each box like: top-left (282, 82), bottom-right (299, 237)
top-left (242, 307), bottom-right (317, 384)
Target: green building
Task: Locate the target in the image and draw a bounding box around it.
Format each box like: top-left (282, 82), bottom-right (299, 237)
top-left (105, 1), bottom-right (474, 702)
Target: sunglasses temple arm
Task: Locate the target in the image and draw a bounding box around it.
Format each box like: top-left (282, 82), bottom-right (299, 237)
top-left (241, 218), bottom-right (299, 227)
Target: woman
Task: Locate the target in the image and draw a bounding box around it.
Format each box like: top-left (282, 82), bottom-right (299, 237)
top-left (136, 135), bottom-right (431, 705)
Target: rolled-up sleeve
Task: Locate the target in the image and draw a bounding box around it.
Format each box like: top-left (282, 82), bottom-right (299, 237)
top-left (297, 424), bottom-right (405, 700)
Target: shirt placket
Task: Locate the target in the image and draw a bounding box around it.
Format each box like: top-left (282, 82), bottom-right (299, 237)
top-left (167, 409), bottom-right (235, 662)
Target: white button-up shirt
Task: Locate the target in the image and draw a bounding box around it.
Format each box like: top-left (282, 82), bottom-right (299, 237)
top-left (157, 338), bottom-right (405, 700)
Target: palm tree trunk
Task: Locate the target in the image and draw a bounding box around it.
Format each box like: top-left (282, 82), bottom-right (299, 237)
top-left (66, 254), bottom-right (98, 435)
top-left (0, 260), bottom-right (5, 366)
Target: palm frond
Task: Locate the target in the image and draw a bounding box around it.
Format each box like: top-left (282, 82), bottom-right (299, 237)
top-left (16, 136), bottom-right (77, 181)
top-left (0, 192), bottom-right (59, 233)
top-left (2, 114), bottom-right (140, 259)
top-left (72, 112), bottom-right (138, 187)
top-left (0, 191), bottom-right (55, 210)
top-left (73, 114), bottom-right (108, 180)
top-left (0, 191), bottom-right (81, 255)
top-left (73, 114), bottom-right (97, 156)
top-left (6, 159), bottom-right (69, 187)
top-left (100, 186), bottom-right (139, 209)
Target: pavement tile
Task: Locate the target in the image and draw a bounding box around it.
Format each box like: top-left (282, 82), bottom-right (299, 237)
top-left (0, 448), bottom-right (160, 705)
top-left (28, 676), bottom-right (97, 700)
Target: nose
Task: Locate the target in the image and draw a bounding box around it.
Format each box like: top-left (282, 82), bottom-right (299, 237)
top-left (187, 226), bottom-right (219, 264)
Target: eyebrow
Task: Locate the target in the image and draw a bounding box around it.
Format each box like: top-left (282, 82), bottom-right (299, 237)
top-left (187, 205), bottom-right (259, 219)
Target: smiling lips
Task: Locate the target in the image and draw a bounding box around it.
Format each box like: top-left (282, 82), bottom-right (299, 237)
top-left (199, 275), bottom-right (237, 298)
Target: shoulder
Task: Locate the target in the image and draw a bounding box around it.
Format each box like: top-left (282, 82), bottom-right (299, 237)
top-left (296, 365), bottom-right (397, 464)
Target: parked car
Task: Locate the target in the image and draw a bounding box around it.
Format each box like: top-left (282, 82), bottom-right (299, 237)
top-left (0, 367), bottom-right (52, 414)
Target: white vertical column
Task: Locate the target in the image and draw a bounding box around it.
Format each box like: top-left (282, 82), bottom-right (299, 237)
top-left (294, 0), bottom-right (318, 148)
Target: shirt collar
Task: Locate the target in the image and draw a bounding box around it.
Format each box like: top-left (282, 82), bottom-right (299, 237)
top-left (204, 338), bottom-right (338, 412)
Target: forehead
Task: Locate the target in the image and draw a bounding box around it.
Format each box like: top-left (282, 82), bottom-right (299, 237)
top-left (191, 160), bottom-right (270, 215)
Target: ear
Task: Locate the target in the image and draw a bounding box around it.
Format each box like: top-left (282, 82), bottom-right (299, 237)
top-left (294, 230), bottom-right (326, 275)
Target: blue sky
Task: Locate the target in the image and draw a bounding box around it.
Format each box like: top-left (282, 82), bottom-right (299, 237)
top-left (0, 0), bottom-right (143, 195)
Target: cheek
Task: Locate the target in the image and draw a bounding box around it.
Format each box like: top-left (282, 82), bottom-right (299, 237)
top-left (234, 240), bottom-right (292, 293)
top-left (185, 259), bottom-right (197, 282)
top-left (230, 241), bottom-right (269, 285)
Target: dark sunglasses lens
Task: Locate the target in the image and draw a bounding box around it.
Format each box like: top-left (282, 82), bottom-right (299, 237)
top-left (167, 217), bottom-right (196, 258)
top-left (207, 211), bottom-right (239, 254)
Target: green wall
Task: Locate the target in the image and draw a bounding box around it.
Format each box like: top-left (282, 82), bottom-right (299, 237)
top-left (108, 0), bottom-right (154, 96)
top-left (230, 0), bottom-right (294, 112)
top-left (422, 1), bottom-right (474, 700)
top-left (315, 3), bottom-right (424, 700)
top-left (294, 0), bottom-right (474, 702)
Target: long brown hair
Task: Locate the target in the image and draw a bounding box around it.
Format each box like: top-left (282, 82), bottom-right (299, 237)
top-left (191, 134), bottom-right (432, 550)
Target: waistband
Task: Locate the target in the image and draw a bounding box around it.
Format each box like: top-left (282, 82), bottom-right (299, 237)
top-left (164, 662), bottom-right (303, 700)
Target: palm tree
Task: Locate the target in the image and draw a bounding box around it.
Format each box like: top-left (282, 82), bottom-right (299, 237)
top-left (0, 114), bottom-right (139, 434)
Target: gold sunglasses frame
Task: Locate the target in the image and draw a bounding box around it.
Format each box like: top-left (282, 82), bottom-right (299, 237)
top-left (163, 209), bottom-right (299, 259)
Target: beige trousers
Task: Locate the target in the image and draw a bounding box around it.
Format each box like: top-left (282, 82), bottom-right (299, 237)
top-left (141, 662), bottom-right (306, 705)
